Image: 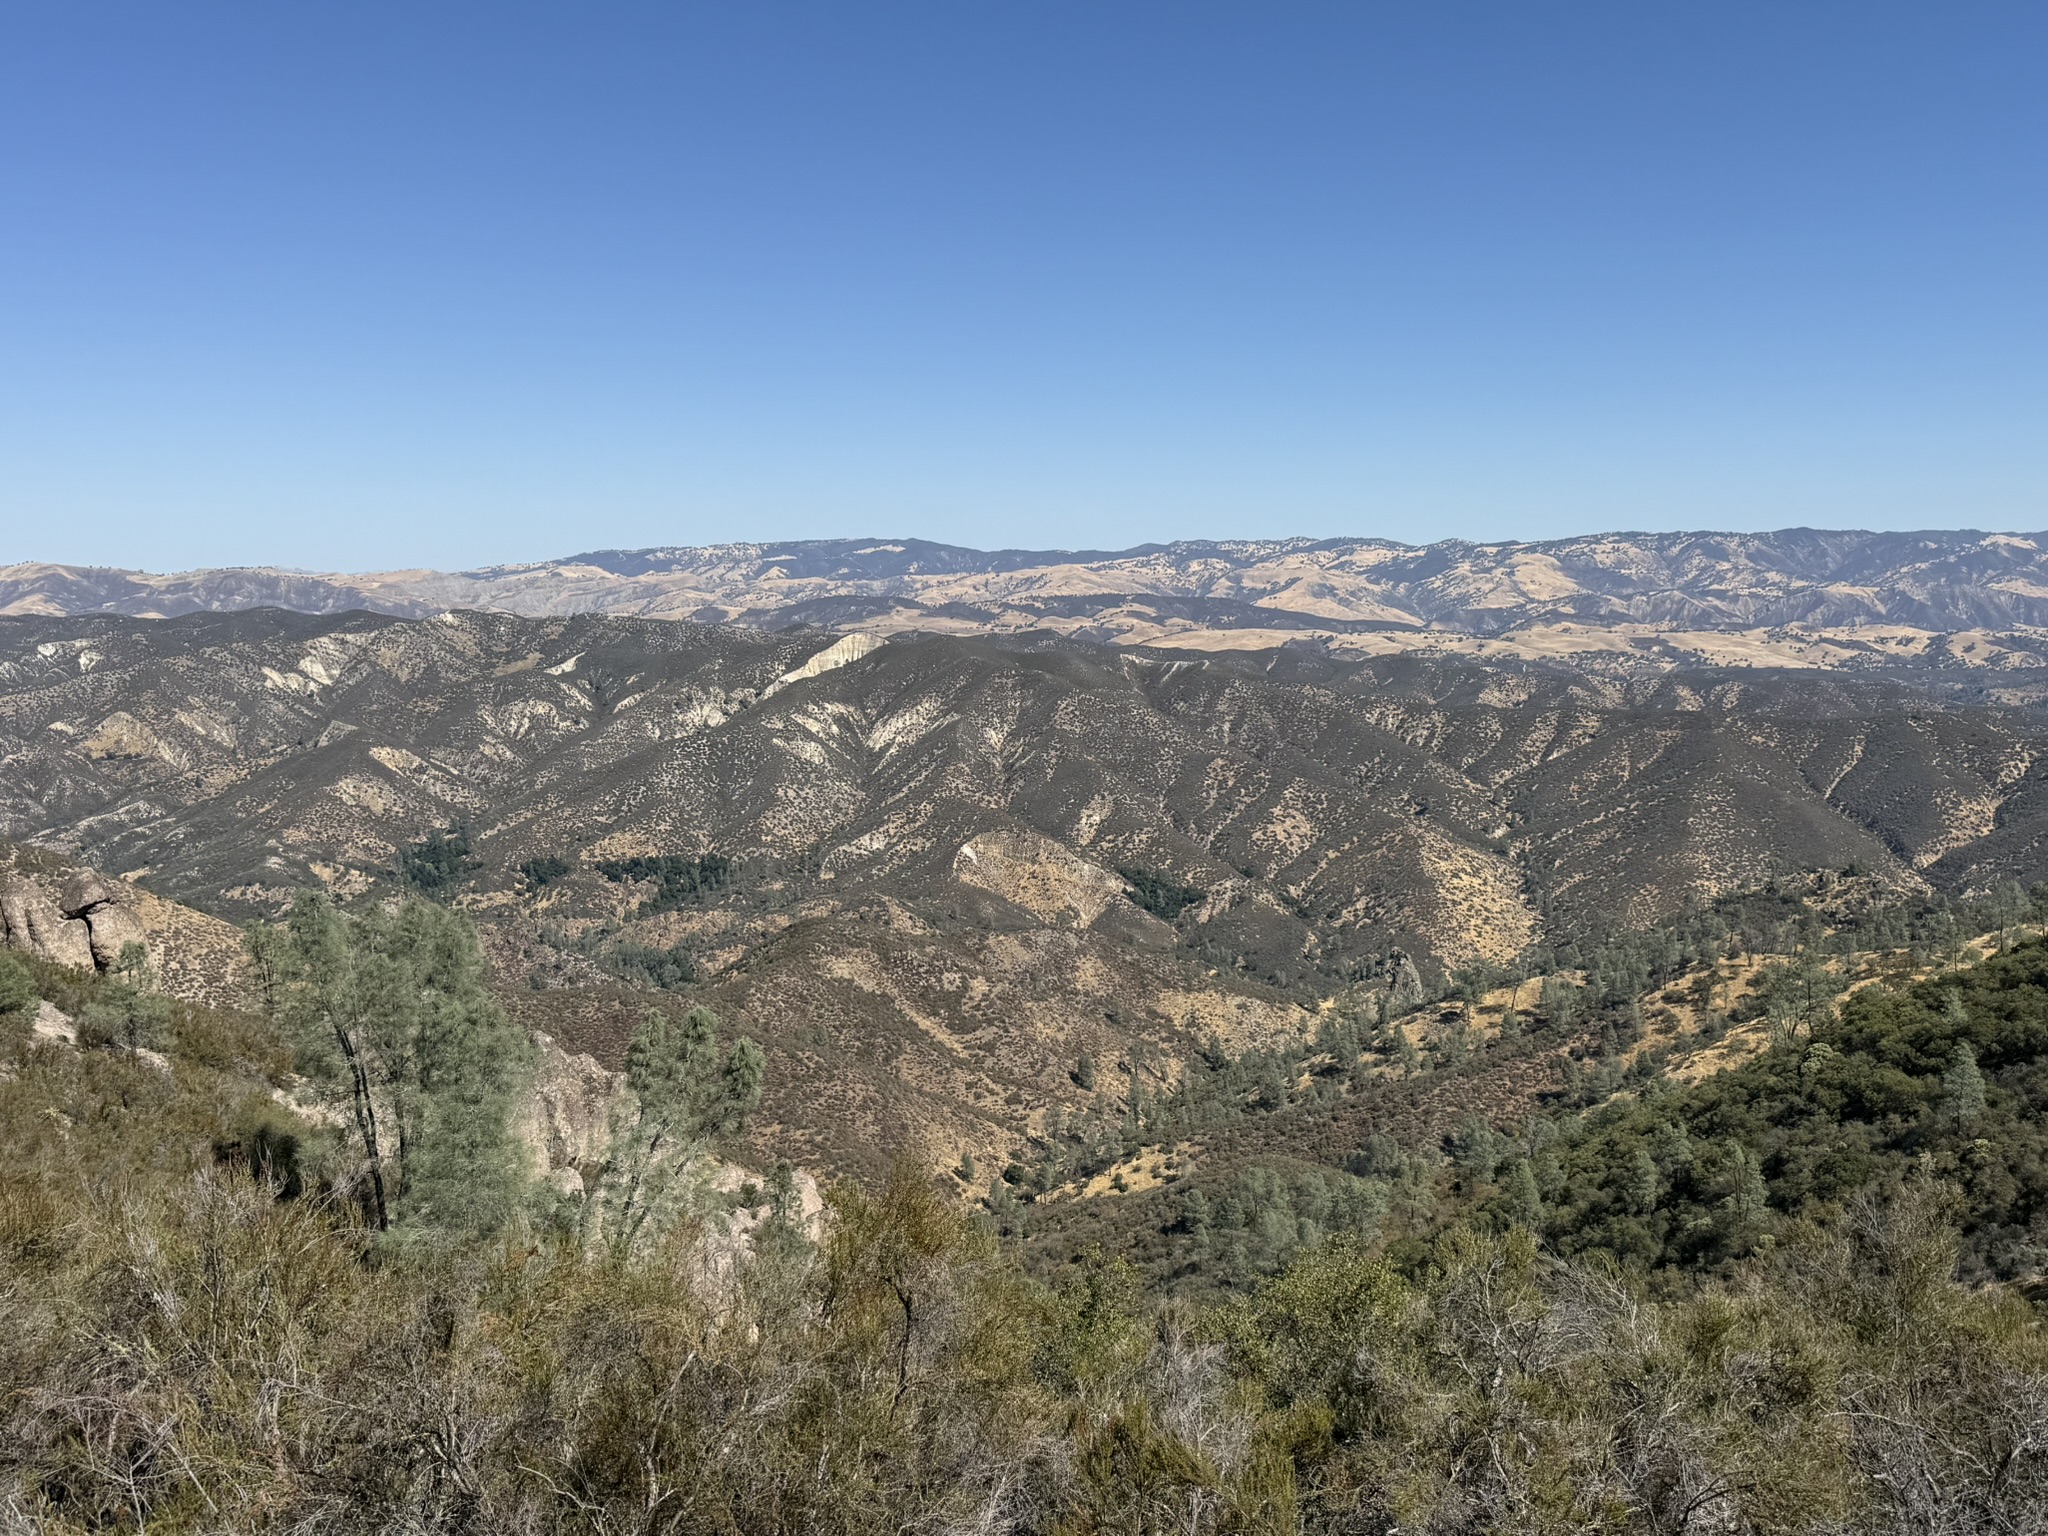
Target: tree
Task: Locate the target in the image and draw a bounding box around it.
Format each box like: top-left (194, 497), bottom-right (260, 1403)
top-left (584, 1004), bottom-right (764, 1252)
top-left (250, 892), bottom-right (535, 1235)
top-left (1941, 1040), bottom-right (1987, 1124)
top-left (1627, 1148), bottom-right (1661, 1215)
top-left (1449, 1113), bottom-right (1498, 1178)
top-left (397, 824), bottom-right (479, 898)
top-left (1539, 974), bottom-right (1579, 1028)
top-left (1505, 1159), bottom-right (1542, 1225)
top-left (1722, 1141), bottom-right (1770, 1253)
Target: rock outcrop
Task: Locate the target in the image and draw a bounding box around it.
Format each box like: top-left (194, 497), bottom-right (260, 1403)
top-left (0, 862), bottom-right (146, 975)
top-left (0, 874), bottom-right (96, 970)
top-left (516, 1031), bottom-right (625, 1187)
top-left (84, 903), bottom-right (147, 968)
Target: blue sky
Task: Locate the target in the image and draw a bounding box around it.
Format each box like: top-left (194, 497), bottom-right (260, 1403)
top-left (1, 3), bottom-right (2043, 570)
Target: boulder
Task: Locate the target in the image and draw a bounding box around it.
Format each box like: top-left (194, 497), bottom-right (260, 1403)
top-left (58, 870), bottom-right (118, 919)
top-left (0, 876), bottom-right (95, 970)
top-left (85, 902), bottom-right (147, 970)
top-left (35, 912), bottom-right (97, 972)
top-left (32, 1000), bottom-right (75, 1045)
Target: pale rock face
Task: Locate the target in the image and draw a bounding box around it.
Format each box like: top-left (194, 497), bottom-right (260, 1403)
top-left (0, 869), bottom-right (147, 974)
top-left (0, 878), bottom-right (32, 953)
top-left (84, 902), bottom-right (147, 969)
top-left (39, 914), bottom-right (98, 972)
top-left (0, 876), bottom-right (96, 970)
top-left (516, 1030), bottom-right (626, 1177)
top-left (58, 870), bottom-right (119, 918)
top-left (952, 829), bottom-right (1129, 929)
top-left (761, 631), bottom-right (884, 699)
top-left (32, 1000), bottom-right (75, 1045)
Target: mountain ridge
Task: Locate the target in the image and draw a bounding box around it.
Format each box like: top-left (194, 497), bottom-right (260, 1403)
top-left (15, 530), bottom-right (2048, 667)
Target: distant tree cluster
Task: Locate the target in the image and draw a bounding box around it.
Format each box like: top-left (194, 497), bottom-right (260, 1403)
top-left (597, 852), bottom-right (734, 914)
top-left (519, 854), bottom-right (574, 888)
top-left (397, 823), bottom-right (480, 897)
top-left (603, 938), bottom-right (699, 990)
top-left (1116, 866), bottom-right (1206, 921)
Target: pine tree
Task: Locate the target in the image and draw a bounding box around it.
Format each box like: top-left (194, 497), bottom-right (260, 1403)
top-left (1627, 1149), bottom-right (1661, 1215)
top-left (1505, 1159), bottom-right (1542, 1226)
top-left (1723, 1141), bottom-right (1770, 1252)
top-left (251, 892), bottom-right (535, 1235)
top-left (1539, 975), bottom-right (1579, 1028)
top-left (1942, 1040), bottom-right (1987, 1124)
top-left (588, 1005), bottom-right (764, 1252)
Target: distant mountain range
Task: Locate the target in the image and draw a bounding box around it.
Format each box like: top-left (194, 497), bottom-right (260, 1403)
top-left (11, 529), bottom-right (2048, 670)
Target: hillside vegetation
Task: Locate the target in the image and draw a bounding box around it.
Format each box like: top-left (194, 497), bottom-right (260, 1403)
top-left (14, 610), bottom-right (2048, 1183)
top-left (2, 897), bottom-right (2046, 1532)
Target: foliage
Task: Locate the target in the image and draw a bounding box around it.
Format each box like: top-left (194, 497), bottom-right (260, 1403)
top-left (397, 823), bottom-right (479, 896)
top-left (1517, 936), bottom-right (2048, 1283)
top-left (247, 891), bottom-right (535, 1235)
top-left (5, 886), bottom-right (2048, 1528)
top-left (1118, 866), bottom-right (1207, 922)
top-left (602, 938), bottom-right (699, 990)
top-left (580, 1005), bottom-right (763, 1253)
top-left (0, 952), bottom-right (36, 1018)
top-left (519, 853), bottom-right (574, 888)
top-left (596, 853), bottom-right (733, 915)
top-left (0, 1039), bottom-right (2040, 1534)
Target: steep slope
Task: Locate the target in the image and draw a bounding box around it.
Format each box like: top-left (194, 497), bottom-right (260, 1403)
top-left (10, 608), bottom-right (2048, 1173)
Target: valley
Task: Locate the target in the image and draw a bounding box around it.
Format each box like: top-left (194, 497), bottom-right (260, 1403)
top-left (8, 601), bottom-right (2048, 1184)
top-left (8, 554), bottom-right (2048, 1529)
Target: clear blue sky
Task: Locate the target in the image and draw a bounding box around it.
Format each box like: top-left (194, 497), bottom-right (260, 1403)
top-left (1, 3), bottom-right (2043, 571)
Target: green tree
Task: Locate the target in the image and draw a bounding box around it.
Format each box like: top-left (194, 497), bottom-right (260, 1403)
top-left (1505, 1158), bottom-right (1542, 1225)
top-left (1941, 1040), bottom-right (1987, 1124)
top-left (1539, 974), bottom-right (1579, 1028)
top-left (585, 1005), bottom-right (764, 1252)
top-left (250, 892), bottom-right (535, 1234)
top-left (1626, 1148), bottom-right (1661, 1215)
top-left (1722, 1140), bottom-right (1770, 1253)
top-left (397, 824), bottom-right (478, 898)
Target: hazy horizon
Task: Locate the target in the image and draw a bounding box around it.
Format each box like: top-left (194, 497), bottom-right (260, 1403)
top-left (13, 523), bottom-right (2048, 582)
